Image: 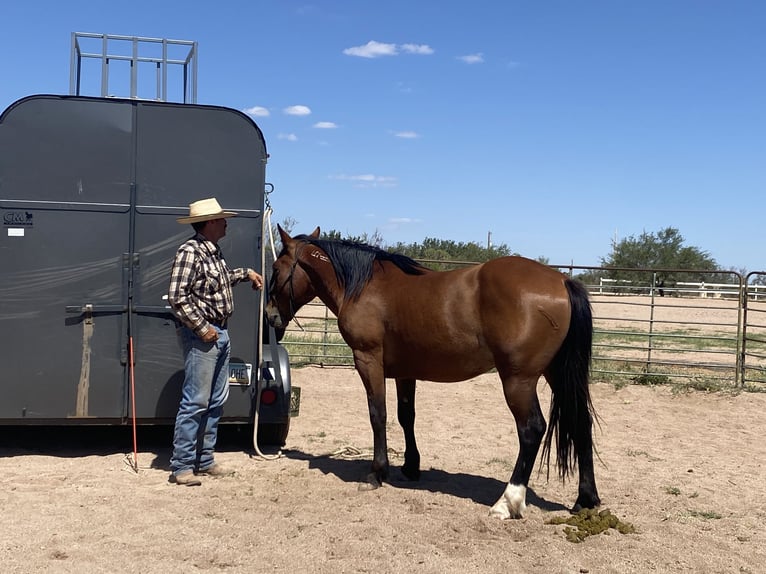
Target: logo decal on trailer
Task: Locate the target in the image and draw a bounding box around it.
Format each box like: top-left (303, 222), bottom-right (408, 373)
top-left (3, 212), bottom-right (34, 227)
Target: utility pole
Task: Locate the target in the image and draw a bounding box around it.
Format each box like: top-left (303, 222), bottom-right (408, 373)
top-left (487, 231), bottom-right (492, 250)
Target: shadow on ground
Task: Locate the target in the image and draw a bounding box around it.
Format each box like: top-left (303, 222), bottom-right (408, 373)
top-left (282, 447), bottom-right (568, 512)
top-left (0, 424), bottom-right (260, 458)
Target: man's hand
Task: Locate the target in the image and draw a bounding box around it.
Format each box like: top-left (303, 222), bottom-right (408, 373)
top-left (200, 327), bottom-right (218, 343)
top-left (248, 269), bottom-right (264, 290)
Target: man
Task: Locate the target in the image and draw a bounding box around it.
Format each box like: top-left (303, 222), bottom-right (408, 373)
top-left (167, 197), bottom-right (263, 486)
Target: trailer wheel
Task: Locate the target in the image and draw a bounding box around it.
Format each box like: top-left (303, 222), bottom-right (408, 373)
top-left (257, 419), bottom-right (290, 446)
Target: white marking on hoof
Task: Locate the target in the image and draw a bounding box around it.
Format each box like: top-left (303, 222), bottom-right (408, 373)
top-left (488, 483), bottom-right (527, 520)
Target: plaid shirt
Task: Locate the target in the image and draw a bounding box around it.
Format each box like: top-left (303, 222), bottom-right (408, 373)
top-left (168, 233), bottom-right (250, 336)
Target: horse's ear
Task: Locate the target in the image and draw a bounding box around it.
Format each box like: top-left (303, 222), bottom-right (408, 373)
top-left (309, 226), bottom-right (320, 238)
top-left (277, 224), bottom-right (292, 244)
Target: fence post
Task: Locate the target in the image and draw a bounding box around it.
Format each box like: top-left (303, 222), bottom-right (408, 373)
top-left (645, 272), bottom-right (657, 373)
top-left (738, 277), bottom-right (748, 387)
top-left (322, 305), bottom-right (330, 366)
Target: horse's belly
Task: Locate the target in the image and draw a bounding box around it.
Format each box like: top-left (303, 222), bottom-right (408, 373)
top-left (384, 343), bottom-right (495, 382)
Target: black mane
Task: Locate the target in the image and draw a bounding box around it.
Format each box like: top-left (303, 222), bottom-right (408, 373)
top-left (296, 235), bottom-right (427, 299)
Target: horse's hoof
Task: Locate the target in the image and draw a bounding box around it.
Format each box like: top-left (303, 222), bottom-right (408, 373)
top-left (572, 494), bottom-right (601, 513)
top-left (401, 466), bottom-right (421, 482)
top-left (358, 473), bottom-right (382, 491)
top-left (489, 484), bottom-right (527, 520)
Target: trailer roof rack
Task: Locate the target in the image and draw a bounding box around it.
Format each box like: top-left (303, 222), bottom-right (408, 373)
top-left (69, 32), bottom-right (198, 103)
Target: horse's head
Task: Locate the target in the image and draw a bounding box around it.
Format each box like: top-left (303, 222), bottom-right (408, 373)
top-left (265, 225), bottom-right (320, 330)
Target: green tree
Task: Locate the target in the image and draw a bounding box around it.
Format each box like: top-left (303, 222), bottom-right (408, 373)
top-left (601, 227), bottom-right (718, 290)
top-left (388, 237), bottom-right (516, 270)
top-left (271, 222), bottom-right (522, 270)
top-left (278, 216), bottom-right (297, 235)
top-left (321, 228), bottom-right (384, 247)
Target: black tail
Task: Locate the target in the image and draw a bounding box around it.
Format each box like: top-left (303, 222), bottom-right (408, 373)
top-left (541, 278), bottom-right (596, 480)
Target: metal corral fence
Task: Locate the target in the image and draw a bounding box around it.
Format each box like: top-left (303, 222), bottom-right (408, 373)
top-left (279, 262), bottom-right (766, 390)
top-left (742, 272), bottom-right (766, 387)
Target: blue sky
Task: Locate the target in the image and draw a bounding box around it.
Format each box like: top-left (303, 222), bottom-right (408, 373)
top-left (1, 1), bottom-right (764, 269)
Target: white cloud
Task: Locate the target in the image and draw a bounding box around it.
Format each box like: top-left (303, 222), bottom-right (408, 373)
top-left (243, 106), bottom-right (270, 117)
top-left (343, 41), bottom-right (434, 58)
top-left (458, 53), bottom-right (484, 64)
top-left (393, 130), bottom-right (419, 139)
top-left (344, 41), bottom-right (398, 58)
top-left (313, 121), bottom-right (338, 129)
top-left (278, 133), bottom-right (298, 141)
top-left (283, 105), bottom-right (312, 116)
top-left (401, 43), bottom-right (434, 55)
top-left (389, 217), bottom-right (421, 224)
top-left (332, 174), bottom-right (398, 187)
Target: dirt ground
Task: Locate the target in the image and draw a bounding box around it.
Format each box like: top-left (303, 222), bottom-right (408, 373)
top-left (2, 366), bottom-right (765, 574)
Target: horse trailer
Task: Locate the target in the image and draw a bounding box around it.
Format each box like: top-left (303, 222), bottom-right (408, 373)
top-left (0, 93), bottom-right (295, 445)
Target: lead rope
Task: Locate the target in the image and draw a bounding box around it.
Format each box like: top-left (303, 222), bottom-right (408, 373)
top-left (252, 204), bottom-right (282, 460)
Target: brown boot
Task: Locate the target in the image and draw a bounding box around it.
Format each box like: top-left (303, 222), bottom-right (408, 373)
top-left (169, 470), bottom-right (202, 486)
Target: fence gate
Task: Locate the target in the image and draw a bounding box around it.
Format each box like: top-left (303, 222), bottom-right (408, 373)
top-left (742, 272), bottom-right (766, 386)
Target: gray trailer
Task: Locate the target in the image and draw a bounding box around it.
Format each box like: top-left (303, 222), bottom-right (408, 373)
top-left (0, 93), bottom-right (294, 444)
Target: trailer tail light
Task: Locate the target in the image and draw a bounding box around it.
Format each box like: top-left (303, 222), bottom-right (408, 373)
top-left (260, 388), bottom-right (277, 406)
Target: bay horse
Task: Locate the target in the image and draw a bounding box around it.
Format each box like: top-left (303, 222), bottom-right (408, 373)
top-left (265, 226), bottom-right (600, 519)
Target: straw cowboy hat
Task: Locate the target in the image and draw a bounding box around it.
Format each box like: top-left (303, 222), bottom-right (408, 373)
top-left (177, 197), bottom-right (238, 224)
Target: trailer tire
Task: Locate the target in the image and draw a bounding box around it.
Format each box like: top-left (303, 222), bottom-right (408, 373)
top-left (257, 419), bottom-right (290, 447)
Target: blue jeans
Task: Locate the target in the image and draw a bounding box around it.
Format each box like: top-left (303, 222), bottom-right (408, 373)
top-left (170, 325), bottom-right (231, 476)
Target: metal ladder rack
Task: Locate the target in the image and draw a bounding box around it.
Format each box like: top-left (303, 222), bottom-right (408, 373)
top-left (69, 32), bottom-right (198, 103)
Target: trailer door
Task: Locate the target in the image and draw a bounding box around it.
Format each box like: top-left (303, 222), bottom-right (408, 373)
top-left (0, 96), bottom-right (134, 420)
top-left (130, 102), bottom-right (267, 420)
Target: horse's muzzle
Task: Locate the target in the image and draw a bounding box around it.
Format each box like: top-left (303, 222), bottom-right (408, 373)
top-left (264, 302), bottom-right (286, 329)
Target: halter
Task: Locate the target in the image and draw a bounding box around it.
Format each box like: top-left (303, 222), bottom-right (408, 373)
top-left (271, 241), bottom-right (307, 332)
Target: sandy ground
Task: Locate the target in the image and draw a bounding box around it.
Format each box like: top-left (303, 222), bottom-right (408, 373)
top-left (2, 366), bottom-right (765, 574)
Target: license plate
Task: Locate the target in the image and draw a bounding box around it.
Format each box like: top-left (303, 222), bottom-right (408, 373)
top-left (228, 362), bottom-right (252, 385)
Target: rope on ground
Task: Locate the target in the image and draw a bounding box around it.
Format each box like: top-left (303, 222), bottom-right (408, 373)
top-left (318, 445), bottom-right (403, 460)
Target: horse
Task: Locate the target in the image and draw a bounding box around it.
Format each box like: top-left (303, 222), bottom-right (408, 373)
top-left (265, 226), bottom-right (600, 519)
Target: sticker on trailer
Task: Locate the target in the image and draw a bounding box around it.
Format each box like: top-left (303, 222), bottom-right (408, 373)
top-left (7, 228), bottom-right (25, 237)
top-left (228, 362), bottom-right (252, 385)
top-left (4, 211), bottom-right (34, 227)
top-left (261, 365), bottom-right (276, 381)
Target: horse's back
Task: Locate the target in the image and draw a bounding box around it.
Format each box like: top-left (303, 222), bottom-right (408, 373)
top-left (369, 255), bottom-right (571, 331)
top-left (480, 255), bottom-right (568, 285)
top-left (364, 256), bottom-right (573, 381)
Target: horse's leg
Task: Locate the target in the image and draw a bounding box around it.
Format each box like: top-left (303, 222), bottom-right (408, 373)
top-left (573, 414), bottom-right (600, 511)
top-left (353, 351), bottom-right (390, 489)
top-left (395, 378), bottom-right (420, 481)
top-left (489, 376), bottom-right (546, 520)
